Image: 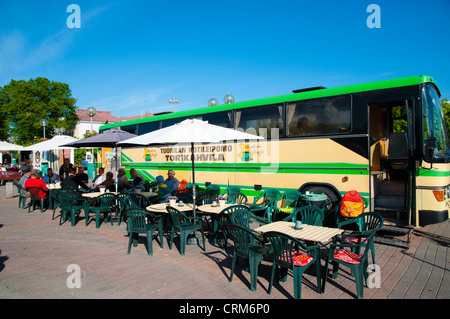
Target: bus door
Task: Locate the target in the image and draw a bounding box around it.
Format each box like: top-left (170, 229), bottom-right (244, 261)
top-left (369, 99), bottom-right (415, 225)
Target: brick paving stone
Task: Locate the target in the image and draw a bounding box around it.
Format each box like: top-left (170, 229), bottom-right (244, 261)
top-left (1, 184), bottom-right (449, 301)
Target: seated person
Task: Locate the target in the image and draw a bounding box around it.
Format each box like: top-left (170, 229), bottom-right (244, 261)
top-left (43, 168), bottom-right (61, 184)
top-left (91, 167), bottom-right (106, 187)
top-left (61, 168), bottom-right (90, 191)
top-left (149, 175), bottom-right (171, 203)
top-left (61, 168), bottom-right (90, 200)
top-left (76, 166), bottom-right (89, 184)
top-left (19, 169), bottom-right (32, 199)
top-left (59, 158), bottom-right (74, 181)
top-left (164, 169), bottom-right (180, 194)
top-left (24, 169), bottom-right (49, 201)
top-left (130, 168), bottom-right (146, 189)
top-left (117, 168), bottom-right (131, 192)
top-left (94, 171), bottom-right (115, 192)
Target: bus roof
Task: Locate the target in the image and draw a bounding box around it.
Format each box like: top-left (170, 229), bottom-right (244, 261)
top-left (99, 75), bottom-right (436, 131)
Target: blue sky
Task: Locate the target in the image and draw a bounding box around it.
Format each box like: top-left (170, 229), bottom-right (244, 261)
top-left (1, 0), bottom-right (449, 118)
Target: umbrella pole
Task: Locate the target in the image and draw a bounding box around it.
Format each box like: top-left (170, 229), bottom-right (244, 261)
top-left (191, 142), bottom-right (196, 218)
top-left (188, 142), bottom-right (203, 246)
top-left (115, 147), bottom-right (118, 193)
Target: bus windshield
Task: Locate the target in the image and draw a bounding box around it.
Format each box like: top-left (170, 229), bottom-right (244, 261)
top-left (422, 84), bottom-right (450, 162)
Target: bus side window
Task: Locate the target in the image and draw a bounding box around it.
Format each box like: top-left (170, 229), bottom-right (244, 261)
top-left (235, 104), bottom-right (284, 137)
top-left (286, 95), bottom-right (351, 137)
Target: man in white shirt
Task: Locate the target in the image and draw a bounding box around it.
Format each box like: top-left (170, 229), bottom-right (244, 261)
top-left (91, 167), bottom-right (106, 187)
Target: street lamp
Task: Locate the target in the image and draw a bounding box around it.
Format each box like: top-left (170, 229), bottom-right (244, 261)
top-left (86, 107), bottom-right (97, 179)
top-left (169, 97), bottom-right (180, 104)
top-left (86, 107), bottom-right (97, 134)
top-left (224, 94), bottom-right (235, 104)
top-left (207, 98), bottom-right (218, 107)
top-left (40, 119), bottom-right (48, 138)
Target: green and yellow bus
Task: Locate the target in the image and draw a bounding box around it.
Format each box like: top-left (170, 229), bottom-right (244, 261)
top-left (100, 75), bottom-right (449, 227)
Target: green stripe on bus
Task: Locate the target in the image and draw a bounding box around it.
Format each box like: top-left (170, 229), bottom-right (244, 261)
top-left (416, 169), bottom-right (450, 177)
top-left (120, 162), bottom-right (368, 175)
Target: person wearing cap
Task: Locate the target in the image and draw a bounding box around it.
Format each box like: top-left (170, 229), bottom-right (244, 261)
top-left (164, 169), bottom-right (180, 194)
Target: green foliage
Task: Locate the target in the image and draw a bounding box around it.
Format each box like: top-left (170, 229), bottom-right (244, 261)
top-left (0, 77), bottom-right (78, 145)
top-left (74, 148), bottom-right (86, 165)
top-left (441, 97), bottom-right (450, 136)
top-left (392, 105), bottom-right (407, 133)
top-left (74, 131), bottom-right (99, 165)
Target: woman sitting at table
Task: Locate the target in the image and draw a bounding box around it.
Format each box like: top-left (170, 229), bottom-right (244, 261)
top-left (94, 171), bottom-right (115, 192)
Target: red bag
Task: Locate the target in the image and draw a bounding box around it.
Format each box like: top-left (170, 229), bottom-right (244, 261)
top-left (178, 179), bottom-right (188, 193)
top-left (340, 190), bottom-right (364, 218)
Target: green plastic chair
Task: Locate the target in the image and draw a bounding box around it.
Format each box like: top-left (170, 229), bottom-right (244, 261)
top-left (25, 187), bottom-right (46, 213)
top-left (227, 186), bottom-right (241, 195)
top-left (336, 212), bottom-right (384, 265)
top-left (248, 189), bottom-right (281, 222)
top-left (13, 181), bottom-right (27, 209)
top-left (212, 204), bottom-right (250, 247)
top-left (85, 193), bottom-right (116, 228)
top-left (51, 187), bottom-right (79, 221)
top-left (334, 195), bottom-right (369, 228)
top-left (166, 206), bottom-right (205, 256)
top-left (115, 193), bottom-right (129, 226)
top-left (220, 186), bottom-right (241, 196)
top-left (126, 208), bottom-right (164, 256)
top-left (224, 224), bottom-right (270, 291)
top-left (49, 188), bottom-right (62, 219)
top-left (229, 207), bottom-right (269, 229)
top-left (264, 231), bottom-right (322, 299)
top-left (226, 192), bottom-right (248, 204)
top-left (117, 193), bottom-right (150, 226)
top-left (273, 190), bottom-right (302, 220)
top-left (126, 193), bottom-right (150, 208)
top-left (57, 192), bottom-right (85, 227)
top-left (322, 227), bottom-right (378, 299)
top-left (196, 192), bottom-right (218, 206)
top-left (176, 192), bottom-right (193, 204)
top-left (207, 184), bottom-right (221, 195)
top-left (282, 205), bottom-right (324, 226)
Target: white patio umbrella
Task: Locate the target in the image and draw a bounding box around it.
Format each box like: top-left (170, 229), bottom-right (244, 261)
top-left (118, 118), bottom-right (264, 217)
top-left (0, 141), bottom-right (23, 152)
top-left (21, 135), bottom-right (77, 151)
top-left (21, 135), bottom-right (77, 172)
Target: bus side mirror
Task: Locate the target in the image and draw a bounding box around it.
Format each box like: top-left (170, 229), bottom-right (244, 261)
top-left (424, 137), bottom-right (436, 163)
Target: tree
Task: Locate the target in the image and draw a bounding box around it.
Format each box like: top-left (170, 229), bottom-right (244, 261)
top-left (441, 97), bottom-right (450, 137)
top-left (0, 77), bottom-right (79, 145)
